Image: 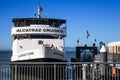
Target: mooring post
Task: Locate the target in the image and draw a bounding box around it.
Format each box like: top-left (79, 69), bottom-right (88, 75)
top-left (100, 44), bottom-right (107, 80)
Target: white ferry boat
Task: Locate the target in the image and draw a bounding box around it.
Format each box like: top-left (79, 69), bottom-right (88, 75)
top-left (11, 4), bottom-right (67, 62)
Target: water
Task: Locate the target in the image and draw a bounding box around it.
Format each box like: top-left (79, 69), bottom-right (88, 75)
top-left (0, 51), bottom-right (12, 62)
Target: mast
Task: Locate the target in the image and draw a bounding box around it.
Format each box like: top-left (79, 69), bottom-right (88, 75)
top-left (38, 3), bottom-right (43, 18)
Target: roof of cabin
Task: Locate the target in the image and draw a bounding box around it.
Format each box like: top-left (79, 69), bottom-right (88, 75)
top-left (12, 18), bottom-right (66, 27)
top-left (108, 41), bottom-right (120, 46)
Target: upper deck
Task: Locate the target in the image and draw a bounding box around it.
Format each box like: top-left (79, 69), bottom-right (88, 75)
top-left (12, 18), bottom-right (66, 27)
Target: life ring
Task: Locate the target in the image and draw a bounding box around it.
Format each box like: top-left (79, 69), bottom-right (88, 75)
top-left (38, 40), bottom-right (43, 44)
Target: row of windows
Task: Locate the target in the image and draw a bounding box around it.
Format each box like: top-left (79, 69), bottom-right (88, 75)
top-left (14, 20), bottom-right (62, 27)
top-left (13, 34), bottom-right (63, 40)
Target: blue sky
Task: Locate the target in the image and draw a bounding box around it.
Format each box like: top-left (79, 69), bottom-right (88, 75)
top-left (0, 0), bottom-right (120, 50)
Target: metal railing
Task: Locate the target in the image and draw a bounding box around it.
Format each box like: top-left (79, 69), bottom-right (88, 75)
top-left (0, 62), bottom-right (120, 80)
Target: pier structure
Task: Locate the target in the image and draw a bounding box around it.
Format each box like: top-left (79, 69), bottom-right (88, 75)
top-left (71, 43), bottom-right (98, 62)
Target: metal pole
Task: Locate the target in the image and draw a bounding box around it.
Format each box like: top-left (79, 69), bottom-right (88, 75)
top-left (82, 64), bottom-right (87, 80)
top-left (15, 65), bottom-right (17, 80)
top-left (54, 64), bottom-right (56, 80)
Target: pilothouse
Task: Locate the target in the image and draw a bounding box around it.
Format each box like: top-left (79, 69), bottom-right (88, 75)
top-left (11, 4), bottom-right (67, 62)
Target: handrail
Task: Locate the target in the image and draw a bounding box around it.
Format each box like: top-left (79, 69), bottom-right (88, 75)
top-left (0, 61), bottom-right (120, 65)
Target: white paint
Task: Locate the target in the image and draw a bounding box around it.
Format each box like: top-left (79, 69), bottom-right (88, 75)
top-left (11, 37), bottom-right (66, 61)
top-left (100, 45), bottom-right (106, 52)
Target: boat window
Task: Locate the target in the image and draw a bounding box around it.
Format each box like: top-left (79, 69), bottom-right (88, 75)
top-left (13, 18), bottom-right (66, 27)
top-left (13, 34), bottom-right (63, 39)
top-left (30, 35), bottom-right (59, 39)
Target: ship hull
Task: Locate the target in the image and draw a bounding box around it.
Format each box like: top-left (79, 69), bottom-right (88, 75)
top-left (11, 39), bottom-right (66, 62)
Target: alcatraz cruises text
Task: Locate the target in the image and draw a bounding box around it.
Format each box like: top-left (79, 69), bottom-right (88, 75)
top-left (16, 28), bottom-right (64, 33)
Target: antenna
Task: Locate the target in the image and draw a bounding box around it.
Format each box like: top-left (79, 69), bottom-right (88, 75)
top-left (38, 3), bottom-right (43, 18)
top-left (33, 7), bottom-right (37, 17)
